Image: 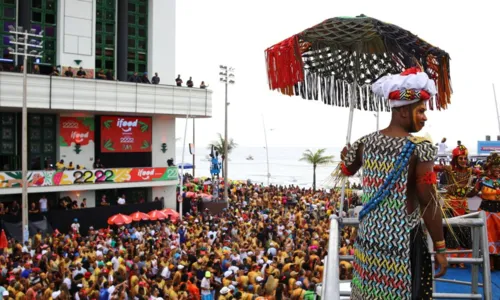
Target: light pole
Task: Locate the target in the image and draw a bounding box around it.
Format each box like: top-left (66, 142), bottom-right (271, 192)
top-left (7, 27), bottom-right (43, 243)
top-left (219, 65), bottom-right (235, 203)
top-left (262, 116), bottom-right (272, 186)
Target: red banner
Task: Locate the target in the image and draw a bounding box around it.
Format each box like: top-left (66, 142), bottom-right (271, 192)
top-left (100, 116), bottom-right (152, 152)
top-left (60, 117), bottom-right (94, 146)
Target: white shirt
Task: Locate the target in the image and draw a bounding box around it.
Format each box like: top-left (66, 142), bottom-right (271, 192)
top-left (111, 256), bottom-right (120, 271)
top-left (39, 198), bottom-right (47, 209)
top-left (117, 197), bottom-right (126, 205)
top-left (200, 278), bottom-right (211, 295)
top-left (438, 142), bottom-right (448, 155)
top-left (71, 223), bottom-right (80, 232)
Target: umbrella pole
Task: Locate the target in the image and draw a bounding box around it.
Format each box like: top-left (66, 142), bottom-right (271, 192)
top-left (338, 81), bottom-right (356, 218)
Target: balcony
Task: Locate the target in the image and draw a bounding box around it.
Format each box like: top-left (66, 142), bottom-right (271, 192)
top-left (0, 166), bottom-right (179, 195)
top-left (0, 72), bottom-right (212, 117)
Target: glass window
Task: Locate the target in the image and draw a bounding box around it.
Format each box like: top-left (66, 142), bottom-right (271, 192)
top-left (126, 0), bottom-right (148, 75)
top-left (128, 38), bottom-right (135, 48)
top-left (46, 13), bottom-right (55, 24)
top-left (105, 60), bottom-right (114, 70)
top-left (4, 7), bottom-right (15, 18)
top-left (32, 11), bottom-right (42, 22)
top-left (32, 0), bottom-right (42, 8)
top-left (95, 59), bottom-right (102, 69)
top-left (127, 62), bottom-right (135, 72)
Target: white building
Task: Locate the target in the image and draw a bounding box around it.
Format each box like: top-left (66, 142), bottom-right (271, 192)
top-left (0, 0), bottom-right (212, 209)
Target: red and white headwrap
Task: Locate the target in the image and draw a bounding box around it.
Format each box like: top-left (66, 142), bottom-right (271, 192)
top-left (372, 67), bottom-right (437, 108)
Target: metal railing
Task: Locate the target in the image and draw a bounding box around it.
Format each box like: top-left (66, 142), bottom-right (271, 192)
top-left (321, 211), bottom-right (492, 300)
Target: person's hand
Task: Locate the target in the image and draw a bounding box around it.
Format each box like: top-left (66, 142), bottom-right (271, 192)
top-left (434, 253), bottom-right (448, 278)
top-left (340, 144), bottom-right (351, 161)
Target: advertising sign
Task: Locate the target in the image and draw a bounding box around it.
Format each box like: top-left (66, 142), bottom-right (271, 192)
top-left (59, 117), bottom-right (94, 146)
top-left (0, 167), bottom-right (178, 188)
top-left (101, 116), bottom-right (152, 152)
top-left (477, 141), bottom-right (500, 155)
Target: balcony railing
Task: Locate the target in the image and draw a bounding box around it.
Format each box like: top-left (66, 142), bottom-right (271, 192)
top-left (0, 72), bottom-right (212, 117)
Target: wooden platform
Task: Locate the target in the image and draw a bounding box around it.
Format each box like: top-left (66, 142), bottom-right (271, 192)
top-left (200, 201), bottom-right (228, 215)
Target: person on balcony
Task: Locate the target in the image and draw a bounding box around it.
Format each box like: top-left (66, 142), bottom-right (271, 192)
top-left (141, 72), bottom-right (151, 84)
top-left (339, 67), bottom-right (447, 299)
top-left (128, 72), bottom-right (141, 83)
top-left (64, 67), bottom-right (74, 77)
top-left (200, 81), bottom-right (209, 89)
top-left (176, 75), bottom-right (183, 86)
top-left (76, 66), bottom-right (86, 78)
top-left (187, 77), bottom-right (194, 88)
top-left (152, 72), bottom-right (160, 84)
top-left (56, 160), bottom-right (65, 171)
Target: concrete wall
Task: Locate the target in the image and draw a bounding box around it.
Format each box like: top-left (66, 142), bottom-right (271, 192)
top-left (57, 0), bottom-right (96, 69)
top-left (151, 115), bottom-right (177, 207)
top-left (59, 190), bottom-right (96, 208)
top-left (148, 0), bottom-right (176, 84)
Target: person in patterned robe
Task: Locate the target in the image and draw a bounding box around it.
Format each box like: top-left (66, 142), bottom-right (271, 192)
top-left (339, 67), bottom-right (448, 300)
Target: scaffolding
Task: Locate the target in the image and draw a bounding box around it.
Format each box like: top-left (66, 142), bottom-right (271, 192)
top-left (320, 211), bottom-right (492, 300)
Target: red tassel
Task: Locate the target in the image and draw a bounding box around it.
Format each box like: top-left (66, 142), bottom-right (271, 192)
top-left (265, 35), bottom-right (304, 91)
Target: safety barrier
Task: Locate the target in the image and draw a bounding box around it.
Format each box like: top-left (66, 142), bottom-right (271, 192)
top-left (320, 211), bottom-right (492, 299)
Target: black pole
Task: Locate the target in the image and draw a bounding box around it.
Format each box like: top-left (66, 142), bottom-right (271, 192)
top-left (116, 0), bottom-right (128, 81)
top-left (18, 0), bottom-right (30, 31)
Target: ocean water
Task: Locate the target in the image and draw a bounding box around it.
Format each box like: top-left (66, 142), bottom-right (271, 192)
top-left (176, 146), bottom-right (342, 188)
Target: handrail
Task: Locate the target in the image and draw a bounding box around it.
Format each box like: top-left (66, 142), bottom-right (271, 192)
top-left (322, 211), bottom-right (492, 300)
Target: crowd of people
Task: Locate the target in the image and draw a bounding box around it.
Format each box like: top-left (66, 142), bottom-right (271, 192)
top-left (0, 182), bottom-right (359, 300)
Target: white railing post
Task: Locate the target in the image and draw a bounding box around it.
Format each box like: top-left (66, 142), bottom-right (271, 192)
top-left (324, 215), bottom-right (340, 299)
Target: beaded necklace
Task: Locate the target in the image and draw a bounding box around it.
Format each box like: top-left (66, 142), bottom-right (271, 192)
top-left (359, 140), bottom-right (416, 220)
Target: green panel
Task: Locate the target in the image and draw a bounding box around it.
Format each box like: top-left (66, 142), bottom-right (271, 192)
top-left (0, 0), bottom-right (16, 60)
top-left (30, 0), bottom-right (57, 65)
top-left (0, 113), bottom-right (16, 155)
top-left (95, 0), bottom-right (116, 74)
top-left (127, 0), bottom-right (148, 75)
top-left (28, 113), bottom-right (55, 169)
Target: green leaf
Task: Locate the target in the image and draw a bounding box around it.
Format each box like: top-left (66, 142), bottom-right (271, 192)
top-left (138, 121), bottom-right (149, 132)
top-left (103, 120), bottom-right (112, 129)
top-left (59, 136), bottom-right (68, 147)
top-left (5, 171), bottom-right (22, 180)
top-left (141, 140), bottom-right (150, 149)
top-left (82, 118), bottom-right (95, 131)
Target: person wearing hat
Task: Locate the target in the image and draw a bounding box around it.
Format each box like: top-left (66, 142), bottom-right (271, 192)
top-left (200, 271), bottom-right (213, 300)
top-left (218, 286), bottom-right (230, 300)
top-left (340, 67), bottom-right (447, 299)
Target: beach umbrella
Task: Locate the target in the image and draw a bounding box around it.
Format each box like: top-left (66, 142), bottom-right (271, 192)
top-left (129, 211), bottom-right (150, 222)
top-left (162, 208), bottom-right (180, 221)
top-left (148, 210), bottom-right (168, 221)
top-left (185, 191), bottom-right (196, 198)
top-left (0, 230), bottom-right (7, 249)
top-left (107, 214), bottom-right (133, 226)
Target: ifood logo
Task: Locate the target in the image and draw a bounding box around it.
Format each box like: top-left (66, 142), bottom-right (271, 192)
top-left (138, 169), bottom-right (155, 180)
top-left (71, 131), bottom-right (89, 143)
top-left (117, 118), bottom-right (138, 133)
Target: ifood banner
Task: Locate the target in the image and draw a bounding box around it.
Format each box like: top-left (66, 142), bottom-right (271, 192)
top-left (101, 116), bottom-right (152, 152)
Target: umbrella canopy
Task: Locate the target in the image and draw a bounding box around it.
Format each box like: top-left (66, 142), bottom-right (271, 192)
top-left (107, 214), bottom-right (133, 226)
top-left (162, 208), bottom-right (180, 221)
top-left (129, 211), bottom-right (150, 222)
top-left (0, 230), bottom-right (7, 249)
top-left (265, 14), bottom-right (452, 111)
top-left (148, 210), bottom-right (168, 221)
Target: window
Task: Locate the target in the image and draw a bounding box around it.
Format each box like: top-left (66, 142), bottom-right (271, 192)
top-left (127, 0), bottom-right (148, 75)
top-left (30, 0), bottom-right (58, 65)
top-left (96, 0), bottom-right (116, 74)
top-left (0, 0), bottom-right (16, 59)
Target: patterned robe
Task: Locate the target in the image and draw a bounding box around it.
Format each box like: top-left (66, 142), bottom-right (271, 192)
top-left (344, 132), bottom-right (436, 300)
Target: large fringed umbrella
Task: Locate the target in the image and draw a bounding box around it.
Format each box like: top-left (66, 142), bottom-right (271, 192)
top-left (107, 214), bottom-right (133, 226)
top-left (0, 230), bottom-right (7, 249)
top-left (129, 211), bottom-right (150, 222)
top-left (265, 15), bottom-right (452, 298)
top-left (265, 14), bottom-right (452, 112)
top-left (162, 208), bottom-right (180, 221)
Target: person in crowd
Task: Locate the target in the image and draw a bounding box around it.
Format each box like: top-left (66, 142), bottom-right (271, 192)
top-left (56, 159), bottom-right (65, 170)
top-left (93, 158), bottom-right (104, 169)
top-left (96, 69), bottom-right (107, 79)
top-left (51, 66), bottom-right (59, 76)
top-left (106, 69), bottom-right (115, 80)
top-left (117, 194), bottom-right (126, 205)
top-left (80, 198), bottom-right (87, 208)
top-left (152, 72), bottom-right (160, 84)
top-left (39, 195), bottom-right (48, 213)
top-left (28, 202), bottom-right (39, 214)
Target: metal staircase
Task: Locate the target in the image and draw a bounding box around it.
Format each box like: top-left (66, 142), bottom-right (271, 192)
top-left (319, 211), bottom-right (492, 299)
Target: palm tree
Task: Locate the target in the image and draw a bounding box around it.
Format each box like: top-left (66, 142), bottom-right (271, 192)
top-left (300, 148), bottom-right (334, 191)
top-left (208, 133), bottom-right (237, 160)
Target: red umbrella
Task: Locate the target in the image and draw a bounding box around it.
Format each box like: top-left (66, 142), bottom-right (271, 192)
top-left (107, 214), bottom-right (133, 226)
top-left (162, 208), bottom-right (180, 219)
top-left (0, 230), bottom-right (7, 249)
top-left (129, 211), bottom-right (150, 222)
top-left (148, 210), bottom-right (168, 221)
